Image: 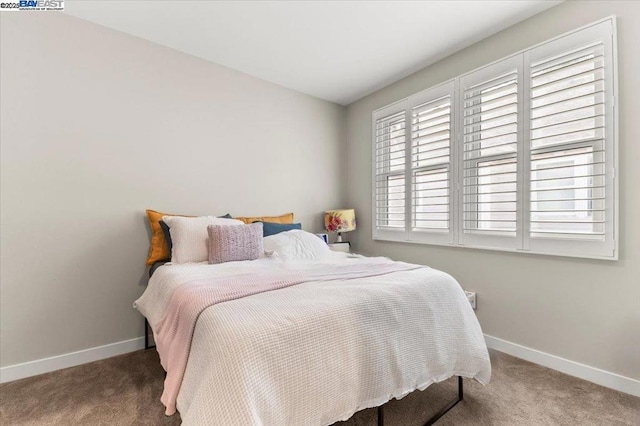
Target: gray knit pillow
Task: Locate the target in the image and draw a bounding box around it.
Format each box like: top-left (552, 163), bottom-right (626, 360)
top-left (208, 222), bottom-right (264, 264)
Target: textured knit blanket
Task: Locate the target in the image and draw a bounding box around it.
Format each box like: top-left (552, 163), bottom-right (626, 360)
top-left (135, 256), bottom-right (491, 425)
top-left (154, 261), bottom-right (423, 415)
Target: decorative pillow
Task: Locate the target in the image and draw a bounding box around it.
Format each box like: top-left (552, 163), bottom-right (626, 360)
top-left (163, 216), bottom-right (243, 264)
top-left (263, 229), bottom-right (332, 261)
top-left (159, 214), bottom-right (231, 255)
top-left (145, 210), bottom-right (232, 265)
top-left (234, 212), bottom-right (294, 225)
top-left (259, 221), bottom-right (302, 237)
top-left (145, 209), bottom-right (191, 266)
top-left (208, 223), bottom-right (264, 264)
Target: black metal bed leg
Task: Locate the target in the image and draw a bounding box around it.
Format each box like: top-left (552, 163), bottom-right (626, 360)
top-left (422, 376), bottom-right (464, 426)
top-left (144, 318), bottom-right (155, 350)
top-left (144, 318), bottom-right (148, 349)
top-left (376, 376), bottom-right (463, 426)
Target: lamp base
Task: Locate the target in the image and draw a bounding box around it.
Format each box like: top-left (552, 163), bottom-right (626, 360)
top-left (336, 233), bottom-right (343, 243)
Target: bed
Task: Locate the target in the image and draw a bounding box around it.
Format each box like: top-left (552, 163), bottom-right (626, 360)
top-left (135, 228), bottom-right (490, 426)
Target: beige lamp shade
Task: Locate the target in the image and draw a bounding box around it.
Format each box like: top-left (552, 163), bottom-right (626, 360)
top-left (324, 209), bottom-right (356, 234)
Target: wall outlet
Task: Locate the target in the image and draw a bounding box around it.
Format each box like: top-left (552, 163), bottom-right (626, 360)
top-left (465, 291), bottom-right (477, 310)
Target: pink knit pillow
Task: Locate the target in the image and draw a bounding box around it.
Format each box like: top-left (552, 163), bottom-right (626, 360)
top-left (208, 223), bottom-right (264, 264)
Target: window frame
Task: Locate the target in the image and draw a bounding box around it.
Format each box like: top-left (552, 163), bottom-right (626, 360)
top-left (371, 17), bottom-right (618, 260)
top-left (372, 100), bottom-right (409, 242)
top-left (523, 21), bottom-right (616, 259)
top-left (458, 55), bottom-right (524, 251)
top-left (372, 81), bottom-right (456, 245)
top-left (408, 81), bottom-right (456, 245)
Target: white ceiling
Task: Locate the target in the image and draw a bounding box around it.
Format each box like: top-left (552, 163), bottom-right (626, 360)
top-left (64, 1), bottom-right (561, 105)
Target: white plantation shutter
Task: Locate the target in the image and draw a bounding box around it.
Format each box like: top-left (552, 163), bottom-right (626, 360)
top-left (525, 20), bottom-right (615, 258)
top-left (459, 57), bottom-right (523, 250)
top-left (371, 18), bottom-right (616, 259)
top-left (409, 82), bottom-right (455, 244)
top-left (373, 102), bottom-right (408, 240)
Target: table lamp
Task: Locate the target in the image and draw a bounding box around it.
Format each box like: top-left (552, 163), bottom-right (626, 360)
top-left (324, 209), bottom-right (356, 242)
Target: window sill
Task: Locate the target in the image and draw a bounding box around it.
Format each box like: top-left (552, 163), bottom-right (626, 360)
top-left (372, 235), bottom-right (617, 261)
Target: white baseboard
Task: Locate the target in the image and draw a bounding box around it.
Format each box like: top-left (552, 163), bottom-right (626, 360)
top-left (2, 333), bottom-right (638, 398)
top-left (485, 334), bottom-right (640, 397)
top-left (0, 337), bottom-right (145, 384)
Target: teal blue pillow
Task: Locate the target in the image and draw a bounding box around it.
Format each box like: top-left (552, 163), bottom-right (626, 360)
top-left (260, 221), bottom-right (302, 237)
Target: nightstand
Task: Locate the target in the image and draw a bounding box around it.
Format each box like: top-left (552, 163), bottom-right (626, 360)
top-left (328, 241), bottom-right (351, 253)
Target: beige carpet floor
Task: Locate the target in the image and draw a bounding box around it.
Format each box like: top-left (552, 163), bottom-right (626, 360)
top-left (1, 349), bottom-right (638, 425)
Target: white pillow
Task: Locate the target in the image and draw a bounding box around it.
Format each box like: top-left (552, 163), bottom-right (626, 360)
top-left (163, 216), bottom-right (243, 264)
top-left (263, 229), bottom-right (331, 261)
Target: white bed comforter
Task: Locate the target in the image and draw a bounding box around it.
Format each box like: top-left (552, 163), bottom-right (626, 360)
top-left (135, 254), bottom-right (491, 425)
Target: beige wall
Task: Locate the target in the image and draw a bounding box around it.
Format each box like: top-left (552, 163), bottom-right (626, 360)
top-left (0, 12), bottom-right (346, 367)
top-left (346, 1), bottom-right (640, 379)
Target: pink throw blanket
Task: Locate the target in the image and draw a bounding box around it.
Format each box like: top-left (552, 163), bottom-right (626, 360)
top-left (153, 262), bottom-right (423, 415)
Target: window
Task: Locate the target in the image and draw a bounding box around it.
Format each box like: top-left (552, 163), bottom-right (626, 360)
top-left (374, 106), bottom-right (407, 237)
top-left (459, 56), bottom-right (522, 250)
top-left (373, 82), bottom-right (455, 244)
top-left (410, 82), bottom-right (455, 244)
top-left (372, 18), bottom-right (617, 259)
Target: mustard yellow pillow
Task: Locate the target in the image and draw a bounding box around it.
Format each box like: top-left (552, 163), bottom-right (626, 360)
top-left (145, 209), bottom-right (192, 265)
top-left (234, 212), bottom-right (294, 225)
